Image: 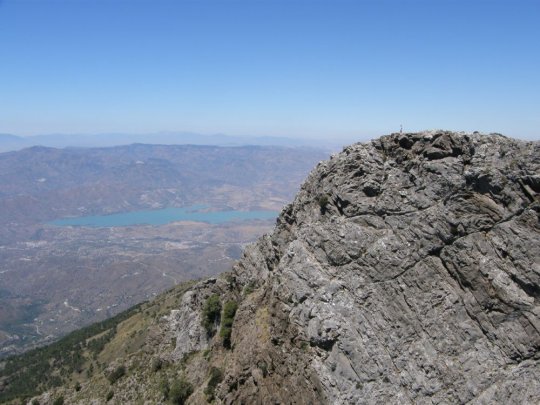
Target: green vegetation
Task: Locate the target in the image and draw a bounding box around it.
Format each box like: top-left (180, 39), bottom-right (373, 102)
top-left (0, 281), bottom-right (196, 404)
top-left (107, 365), bottom-right (126, 384)
top-left (160, 377), bottom-right (170, 400)
top-left (317, 193), bottom-right (330, 212)
top-left (219, 300), bottom-right (238, 348)
top-left (243, 281), bottom-right (256, 296)
top-left (106, 390), bottom-right (114, 401)
top-left (204, 367), bottom-right (223, 402)
top-left (202, 294), bottom-right (221, 334)
top-left (86, 328), bottom-right (116, 354)
top-left (169, 377), bottom-right (193, 405)
top-left (0, 303), bottom-right (143, 403)
top-left (151, 357), bottom-right (163, 372)
top-left (52, 396), bottom-right (64, 405)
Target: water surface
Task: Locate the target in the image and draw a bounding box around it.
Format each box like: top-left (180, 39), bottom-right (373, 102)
top-left (49, 206), bottom-right (279, 227)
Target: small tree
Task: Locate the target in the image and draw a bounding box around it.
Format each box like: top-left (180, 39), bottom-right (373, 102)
top-left (107, 365), bottom-right (126, 384)
top-left (169, 378), bottom-right (193, 405)
top-left (202, 294), bottom-right (221, 334)
top-left (204, 367), bottom-right (223, 402)
top-left (220, 301), bottom-right (238, 348)
top-left (317, 194), bottom-right (330, 213)
top-left (151, 357), bottom-right (163, 372)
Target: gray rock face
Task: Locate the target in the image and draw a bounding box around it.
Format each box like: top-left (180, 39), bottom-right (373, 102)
top-left (175, 131), bottom-right (540, 404)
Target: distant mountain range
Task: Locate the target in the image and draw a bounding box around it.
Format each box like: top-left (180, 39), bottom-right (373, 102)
top-left (0, 143), bottom-right (328, 227)
top-left (0, 132), bottom-right (351, 152)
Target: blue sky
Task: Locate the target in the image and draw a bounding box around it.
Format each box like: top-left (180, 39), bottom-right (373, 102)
top-left (0, 0), bottom-right (539, 141)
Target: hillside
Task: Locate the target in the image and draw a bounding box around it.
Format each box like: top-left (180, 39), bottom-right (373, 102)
top-left (4, 131), bottom-right (539, 404)
top-left (0, 282), bottom-right (195, 403)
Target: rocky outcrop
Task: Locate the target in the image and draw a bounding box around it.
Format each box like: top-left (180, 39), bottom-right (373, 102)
top-left (170, 131), bottom-right (540, 404)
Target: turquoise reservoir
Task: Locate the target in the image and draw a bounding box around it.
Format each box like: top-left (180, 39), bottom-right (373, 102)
top-left (49, 206), bottom-right (279, 227)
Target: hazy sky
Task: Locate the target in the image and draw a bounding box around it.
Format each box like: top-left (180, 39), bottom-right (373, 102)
top-left (1, 0), bottom-right (538, 141)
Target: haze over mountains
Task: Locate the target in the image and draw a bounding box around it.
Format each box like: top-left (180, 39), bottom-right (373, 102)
top-left (0, 143), bottom-right (327, 357)
top-left (0, 132), bottom-right (347, 153)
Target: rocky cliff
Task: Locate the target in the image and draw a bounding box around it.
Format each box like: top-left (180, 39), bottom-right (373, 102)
top-left (14, 131), bottom-right (540, 404)
top-left (170, 131), bottom-right (540, 404)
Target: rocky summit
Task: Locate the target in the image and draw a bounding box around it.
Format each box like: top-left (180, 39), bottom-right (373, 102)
top-left (169, 131), bottom-right (540, 404)
top-left (10, 131), bottom-right (540, 404)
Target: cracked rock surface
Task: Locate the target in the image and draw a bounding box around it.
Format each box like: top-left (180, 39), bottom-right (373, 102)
top-left (172, 131), bottom-right (540, 404)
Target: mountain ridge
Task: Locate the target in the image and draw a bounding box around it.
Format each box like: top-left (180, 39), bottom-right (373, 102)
top-left (0, 132), bottom-right (344, 153)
